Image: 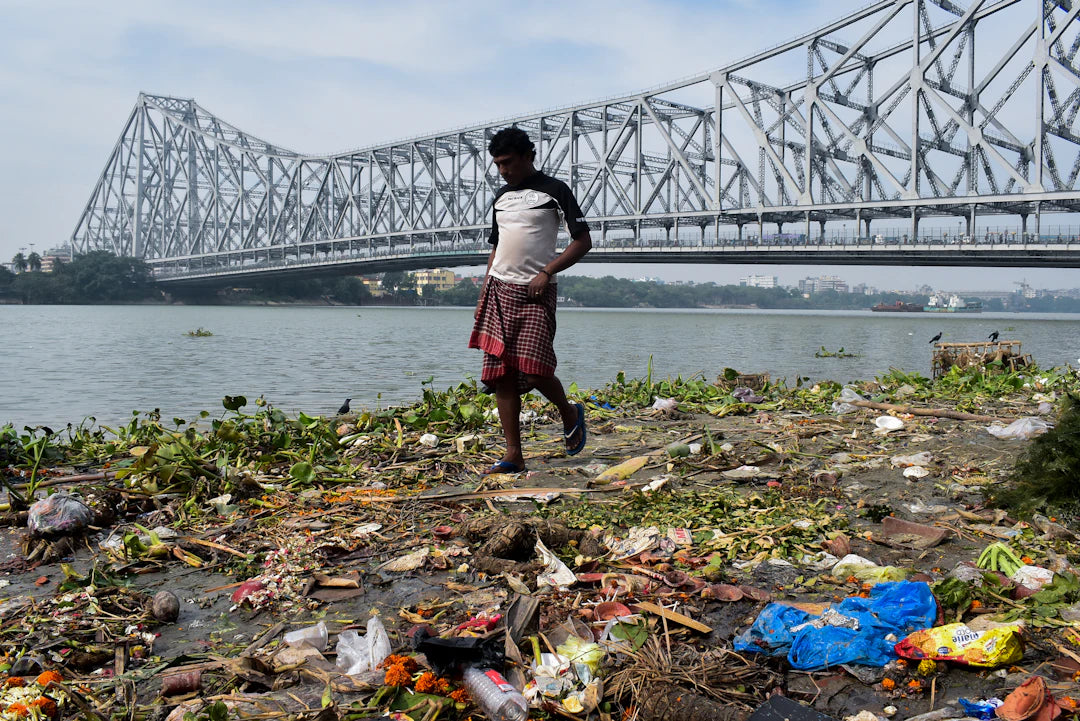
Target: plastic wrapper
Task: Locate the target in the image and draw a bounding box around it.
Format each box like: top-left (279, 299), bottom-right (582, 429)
top-left (27, 492), bottom-right (94, 537)
top-left (284, 621), bottom-right (328, 650)
top-left (891, 451), bottom-right (933, 468)
top-left (1010, 565), bottom-right (1054, 590)
top-left (536, 539), bottom-right (576, 590)
top-left (894, 622), bottom-right (1023, 667)
top-left (958, 698), bottom-right (1003, 720)
top-left (556, 636), bottom-right (603, 682)
top-left (732, 387), bottom-right (765, 404)
top-left (986, 417), bottom-right (1052, 440)
top-left (651, 397), bottom-right (678, 411)
top-left (832, 387), bottom-right (865, 414)
top-left (335, 615), bottom-right (391, 675)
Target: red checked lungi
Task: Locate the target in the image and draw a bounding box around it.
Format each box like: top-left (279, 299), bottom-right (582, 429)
top-left (468, 277), bottom-right (557, 393)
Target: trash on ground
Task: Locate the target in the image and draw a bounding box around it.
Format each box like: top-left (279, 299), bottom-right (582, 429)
top-left (894, 622), bottom-right (1024, 667)
top-left (987, 417), bottom-right (1053, 440)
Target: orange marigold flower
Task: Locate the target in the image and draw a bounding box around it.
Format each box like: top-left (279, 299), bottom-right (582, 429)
top-left (35, 670), bottom-right (63, 687)
top-left (4, 676), bottom-right (26, 687)
top-left (449, 688), bottom-right (470, 704)
top-left (1022, 556), bottom-right (1034, 565)
top-left (384, 663), bottom-right (412, 687)
top-left (415, 672), bottom-right (442, 694)
top-left (970, 600), bottom-right (982, 609)
top-left (908, 679), bottom-right (923, 689)
top-left (5, 703), bottom-right (29, 718)
top-left (881, 678), bottom-right (896, 690)
top-left (379, 654), bottom-right (419, 674)
top-left (30, 697), bottom-right (58, 716)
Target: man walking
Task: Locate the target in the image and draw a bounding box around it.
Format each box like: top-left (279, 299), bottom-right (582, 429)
top-left (469, 127), bottom-right (592, 475)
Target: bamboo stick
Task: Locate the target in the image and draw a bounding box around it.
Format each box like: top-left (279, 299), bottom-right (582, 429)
top-left (848, 399), bottom-right (1001, 423)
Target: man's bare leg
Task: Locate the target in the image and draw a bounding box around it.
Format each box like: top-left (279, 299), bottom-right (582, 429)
top-left (494, 373), bottom-right (525, 468)
top-left (525, 374), bottom-right (581, 450)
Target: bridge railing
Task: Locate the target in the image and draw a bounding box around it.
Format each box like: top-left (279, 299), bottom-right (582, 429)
top-left (150, 230), bottom-right (1080, 281)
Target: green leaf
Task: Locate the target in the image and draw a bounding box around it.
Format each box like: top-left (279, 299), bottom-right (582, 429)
top-left (321, 682), bottom-right (333, 708)
top-left (611, 620), bottom-right (649, 650)
top-left (290, 461), bottom-right (316, 485)
top-left (722, 367), bottom-right (740, 381)
top-left (208, 701), bottom-right (229, 721)
top-left (222, 395), bottom-right (247, 411)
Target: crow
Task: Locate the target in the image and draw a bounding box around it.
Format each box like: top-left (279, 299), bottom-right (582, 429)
top-left (988, 331), bottom-right (999, 342)
top-left (929, 332), bottom-right (942, 344)
top-left (337, 398), bottom-right (351, 414)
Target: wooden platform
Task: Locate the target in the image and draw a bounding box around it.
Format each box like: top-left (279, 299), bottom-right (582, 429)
top-left (932, 340), bottom-right (1032, 378)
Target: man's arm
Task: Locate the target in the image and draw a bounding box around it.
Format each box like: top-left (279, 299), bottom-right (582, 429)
top-left (527, 230), bottom-right (592, 298)
top-left (476, 247), bottom-right (497, 318)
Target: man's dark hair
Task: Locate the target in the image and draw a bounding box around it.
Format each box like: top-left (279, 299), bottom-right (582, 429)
top-left (488, 127), bottom-right (535, 158)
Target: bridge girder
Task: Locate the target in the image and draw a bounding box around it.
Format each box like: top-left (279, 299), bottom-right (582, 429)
top-left (70, 0), bottom-right (1080, 279)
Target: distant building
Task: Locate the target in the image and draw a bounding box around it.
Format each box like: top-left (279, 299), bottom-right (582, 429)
top-left (799, 275), bottom-right (849, 294)
top-left (739, 274), bottom-right (778, 288)
top-left (358, 277), bottom-right (386, 296)
top-left (40, 255), bottom-right (64, 273)
top-left (412, 268), bottom-right (456, 296)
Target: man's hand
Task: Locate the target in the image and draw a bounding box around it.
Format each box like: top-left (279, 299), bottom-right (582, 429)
top-left (527, 271), bottom-right (549, 301)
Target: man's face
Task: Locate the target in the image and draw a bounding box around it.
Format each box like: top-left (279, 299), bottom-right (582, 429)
top-left (491, 151), bottom-right (534, 186)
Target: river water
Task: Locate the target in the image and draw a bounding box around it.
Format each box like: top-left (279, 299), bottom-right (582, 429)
top-left (2, 304), bottom-right (1078, 429)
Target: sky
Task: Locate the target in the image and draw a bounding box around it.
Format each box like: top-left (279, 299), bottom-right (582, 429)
top-left (0, 0), bottom-right (1075, 292)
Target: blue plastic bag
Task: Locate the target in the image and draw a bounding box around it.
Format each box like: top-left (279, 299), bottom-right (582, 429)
top-left (733, 604), bottom-right (811, 655)
top-left (735, 581), bottom-right (937, 670)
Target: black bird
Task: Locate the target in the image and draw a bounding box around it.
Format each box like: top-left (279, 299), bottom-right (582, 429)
top-left (929, 332), bottom-right (942, 344)
top-left (988, 331), bottom-right (1000, 342)
top-left (337, 398), bottom-right (351, 414)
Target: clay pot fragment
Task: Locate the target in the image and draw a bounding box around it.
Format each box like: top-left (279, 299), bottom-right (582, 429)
top-left (593, 601), bottom-right (633, 621)
top-left (702, 584), bottom-right (744, 602)
top-left (737, 585), bottom-right (773, 602)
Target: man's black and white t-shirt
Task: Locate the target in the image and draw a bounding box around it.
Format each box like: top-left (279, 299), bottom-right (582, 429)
top-left (487, 171), bottom-right (589, 285)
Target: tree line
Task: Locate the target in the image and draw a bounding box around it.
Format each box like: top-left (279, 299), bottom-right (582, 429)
top-left (5, 254), bottom-right (1079, 312)
top-left (1, 252), bottom-right (158, 304)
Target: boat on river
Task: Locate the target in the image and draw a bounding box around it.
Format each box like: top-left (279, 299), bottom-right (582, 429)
top-left (871, 301), bottom-right (924, 312)
top-left (924, 294), bottom-right (982, 313)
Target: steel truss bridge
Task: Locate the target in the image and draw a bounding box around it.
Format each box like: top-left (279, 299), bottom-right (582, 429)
top-left (72, 0), bottom-right (1080, 284)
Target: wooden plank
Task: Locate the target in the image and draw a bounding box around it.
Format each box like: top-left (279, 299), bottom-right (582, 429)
top-left (633, 601), bottom-right (712, 633)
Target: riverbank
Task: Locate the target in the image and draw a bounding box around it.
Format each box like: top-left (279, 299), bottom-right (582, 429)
top-left (2, 366), bottom-right (1080, 720)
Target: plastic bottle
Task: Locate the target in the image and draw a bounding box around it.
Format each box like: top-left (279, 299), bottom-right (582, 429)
top-left (462, 667), bottom-right (529, 721)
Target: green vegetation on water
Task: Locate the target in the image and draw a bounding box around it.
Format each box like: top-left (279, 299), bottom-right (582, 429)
top-left (4, 363), bottom-right (1078, 519)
